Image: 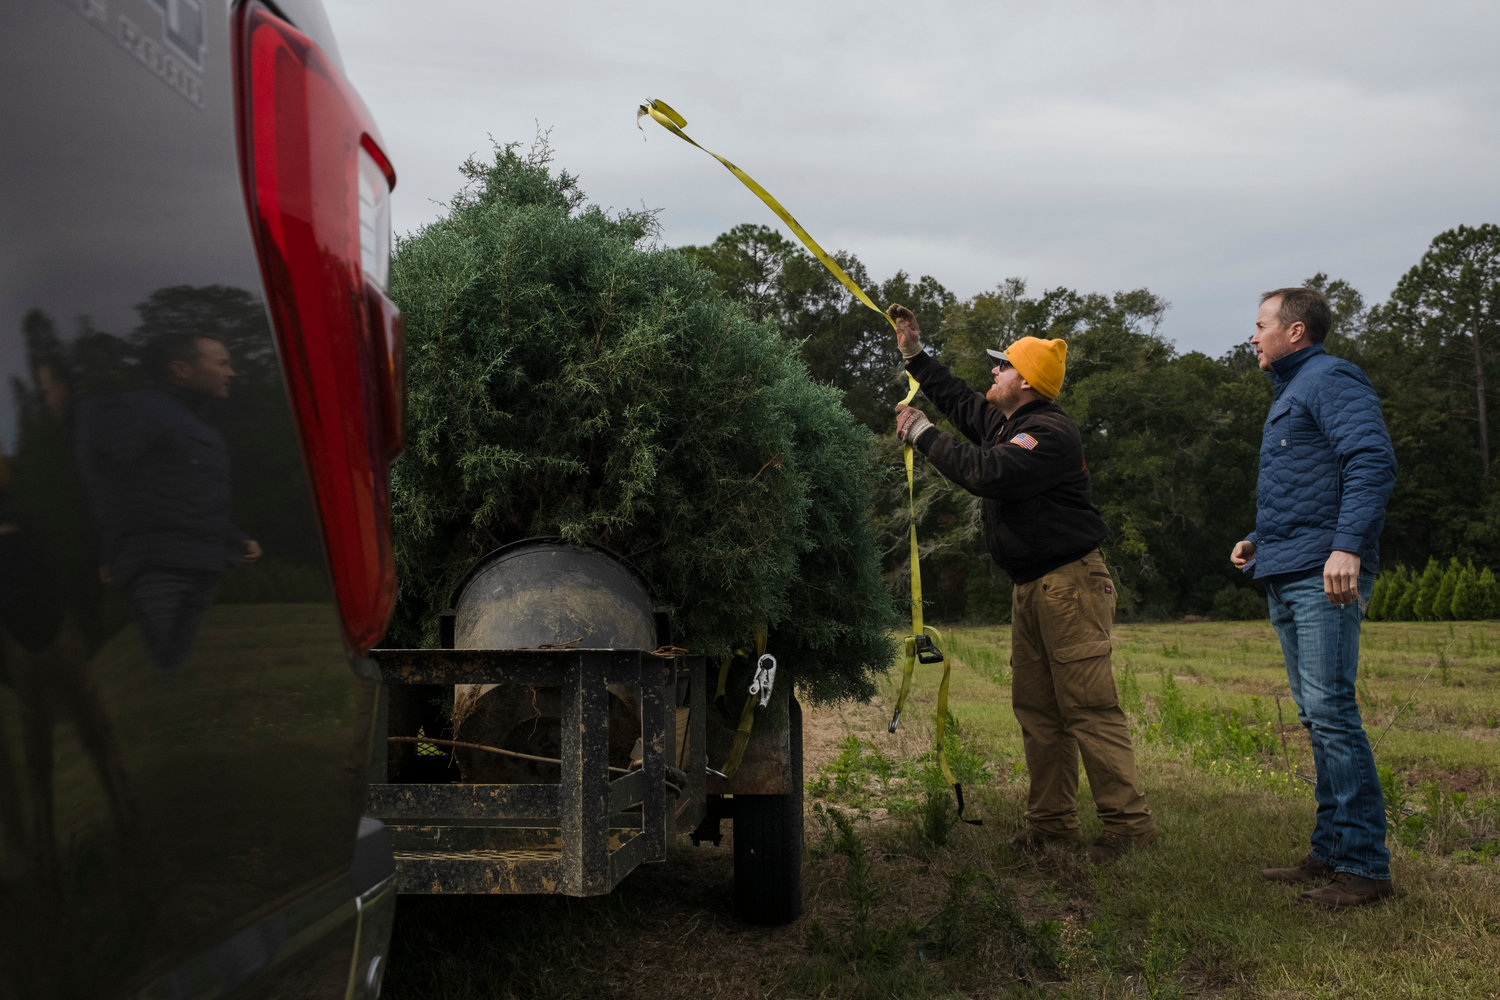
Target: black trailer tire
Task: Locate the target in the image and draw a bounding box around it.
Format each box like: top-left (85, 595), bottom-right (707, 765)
top-left (732, 695), bottom-right (804, 924)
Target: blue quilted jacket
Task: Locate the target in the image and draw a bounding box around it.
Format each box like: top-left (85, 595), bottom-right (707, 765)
top-left (1246, 345), bottom-right (1396, 578)
top-left (76, 385), bottom-right (249, 585)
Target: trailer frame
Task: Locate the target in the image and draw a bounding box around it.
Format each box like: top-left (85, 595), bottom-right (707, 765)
top-left (367, 645), bottom-right (708, 896)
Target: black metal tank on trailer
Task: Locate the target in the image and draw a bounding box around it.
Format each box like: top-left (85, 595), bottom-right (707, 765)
top-left (365, 538), bottom-right (803, 923)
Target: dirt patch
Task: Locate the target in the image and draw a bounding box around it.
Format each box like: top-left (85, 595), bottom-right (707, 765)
top-left (1394, 763), bottom-right (1496, 795)
top-left (1223, 677), bottom-right (1292, 697)
top-left (802, 693), bottom-right (933, 766)
top-left (800, 696), bottom-right (873, 768)
top-left (1273, 723), bottom-right (1310, 746)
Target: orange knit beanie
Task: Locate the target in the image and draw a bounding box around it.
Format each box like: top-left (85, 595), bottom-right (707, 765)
top-left (999, 337), bottom-right (1067, 398)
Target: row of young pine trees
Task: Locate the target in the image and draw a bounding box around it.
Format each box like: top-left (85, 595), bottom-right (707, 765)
top-left (1367, 557), bottom-right (1500, 621)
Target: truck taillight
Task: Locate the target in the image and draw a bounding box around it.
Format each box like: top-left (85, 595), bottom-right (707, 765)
top-left (235, 4), bottom-right (404, 653)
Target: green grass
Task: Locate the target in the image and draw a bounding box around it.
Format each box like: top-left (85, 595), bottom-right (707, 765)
top-left (376, 621), bottom-right (1500, 999)
top-left (813, 620), bottom-right (1500, 999)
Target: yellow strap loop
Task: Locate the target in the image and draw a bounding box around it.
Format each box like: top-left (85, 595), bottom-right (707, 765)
top-left (641, 100), bottom-right (969, 816)
top-left (716, 632), bottom-right (768, 779)
top-left (720, 692), bottom-right (759, 779)
top-left (640, 100), bottom-right (896, 334)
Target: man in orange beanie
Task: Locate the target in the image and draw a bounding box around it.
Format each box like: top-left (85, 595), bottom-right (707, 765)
top-left (888, 303), bottom-right (1157, 861)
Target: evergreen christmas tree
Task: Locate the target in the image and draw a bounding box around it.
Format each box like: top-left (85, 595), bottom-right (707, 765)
top-left (386, 141), bottom-right (898, 701)
top-left (1366, 571), bottom-right (1391, 621)
top-left (1391, 565), bottom-right (1419, 621)
top-left (1433, 557), bottom-right (1462, 622)
top-left (1411, 557), bottom-right (1443, 621)
top-left (1450, 559), bottom-right (1480, 620)
top-left (1478, 567), bottom-right (1500, 620)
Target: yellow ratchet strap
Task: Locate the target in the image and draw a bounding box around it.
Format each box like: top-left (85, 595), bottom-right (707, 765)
top-left (639, 100), bottom-right (895, 333)
top-left (716, 633), bottom-right (767, 779)
top-left (640, 100), bottom-right (971, 819)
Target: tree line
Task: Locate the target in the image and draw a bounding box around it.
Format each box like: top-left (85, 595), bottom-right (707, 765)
top-left (1368, 558), bottom-right (1500, 622)
top-left (682, 223), bottom-right (1500, 621)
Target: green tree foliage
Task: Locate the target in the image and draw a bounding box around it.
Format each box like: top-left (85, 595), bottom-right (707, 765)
top-left (1385, 225), bottom-right (1500, 473)
top-left (681, 225), bottom-right (955, 431)
top-left (1433, 557), bottom-right (1463, 621)
top-left (1354, 226), bottom-right (1500, 570)
top-left (1478, 567), bottom-right (1500, 619)
top-left (1303, 271), bottom-right (1369, 357)
top-left (1376, 558), bottom-right (1500, 620)
top-left (1449, 559), bottom-right (1480, 620)
top-left (1066, 304), bottom-right (1266, 617)
top-left (938, 278), bottom-right (1036, 388)
top-left (1366, 571), bottom-right (1392, 621)
top-left (387, 142), bottom-right (896, 701)
top-left (671, 208), bottom-right (1500, 623)
top-left (1374, 565), bottom-right (1415, 621)
top-left (1411, 557), bottom-right (1444, 621)
top-left (1392, 565), bottom-right (1420, 620)
top-left (1388, 566), bottom-right (1414, 620)
top-left (1210, 584), bottom-right (1267, 621)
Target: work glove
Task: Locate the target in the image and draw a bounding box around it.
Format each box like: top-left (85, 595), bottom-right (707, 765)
top-left (895, 404), bottom-right (934, 445)
top-left (888, 303), bottom-right (923, 358)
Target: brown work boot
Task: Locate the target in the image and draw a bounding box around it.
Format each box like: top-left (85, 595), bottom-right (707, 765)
top-left (1301, 872), bottom-right (1394, 909)
top-left (1008, 824), bottom-right (1077, 854)
top-left (1088, 827), bottom-right (1159, 862)
top-left (1260, 854), bottom-right (1335, 884)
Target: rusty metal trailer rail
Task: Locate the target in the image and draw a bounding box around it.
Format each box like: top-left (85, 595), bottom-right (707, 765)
top-left (366, 647), bottom-right (707, 896)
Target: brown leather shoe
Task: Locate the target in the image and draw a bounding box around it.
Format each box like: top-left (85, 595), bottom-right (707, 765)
top-left (1260, 854), bottom-right (1335, 883)
top-left (1088, 827), bottom-right (1159, 862)
top-left (1009, 825), bottom-right (1077, 853)
top-left (1300, 872), bottom-right (1394, 908)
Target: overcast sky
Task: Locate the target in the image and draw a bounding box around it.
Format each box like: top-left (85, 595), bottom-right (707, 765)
top-left (322, 0), bottom-right (1500, 358)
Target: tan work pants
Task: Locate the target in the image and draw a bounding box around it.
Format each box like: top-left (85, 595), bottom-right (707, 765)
top-left (1010, 550), bottom-right (1154, 837)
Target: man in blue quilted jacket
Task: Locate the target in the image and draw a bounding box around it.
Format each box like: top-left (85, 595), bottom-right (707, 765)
top-left (1230, 287), bottom-right (1397, 908)
top-left (78, 333), bottom-right (262, 675)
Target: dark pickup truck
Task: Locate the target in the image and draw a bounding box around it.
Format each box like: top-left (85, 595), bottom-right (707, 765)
top-left (1, 1), bottom-right (403, 995)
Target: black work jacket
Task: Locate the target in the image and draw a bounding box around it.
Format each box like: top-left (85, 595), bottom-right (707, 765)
top-left (905, 352), bottom-right (1106, 583)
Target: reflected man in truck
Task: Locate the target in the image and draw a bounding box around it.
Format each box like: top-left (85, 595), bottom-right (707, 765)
top-left (77, 332), bottom-right (261, 674)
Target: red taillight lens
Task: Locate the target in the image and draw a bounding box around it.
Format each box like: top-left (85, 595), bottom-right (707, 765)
top-left (235, 4), bottom-right (404, 652)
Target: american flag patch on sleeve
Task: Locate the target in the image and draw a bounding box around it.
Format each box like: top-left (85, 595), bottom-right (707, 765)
top-left (1009, 432), bottom-right (1039, 450)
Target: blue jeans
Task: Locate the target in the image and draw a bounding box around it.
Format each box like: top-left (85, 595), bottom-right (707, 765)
top-left (125, 569), bottom-right (219, 674)
top-left (1265, 567), bottom-right (1389, 881)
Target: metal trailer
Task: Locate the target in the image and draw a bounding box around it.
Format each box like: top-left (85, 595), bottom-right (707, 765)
top-left (364, 539), bottom-right (804, 924)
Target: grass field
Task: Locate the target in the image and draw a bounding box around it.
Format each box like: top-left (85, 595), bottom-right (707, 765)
top-left (380, 621), bottom-right (1500, 999)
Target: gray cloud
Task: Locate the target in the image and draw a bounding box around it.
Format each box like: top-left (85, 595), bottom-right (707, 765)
top-left (324, 0), bottom-right (1500, 356)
